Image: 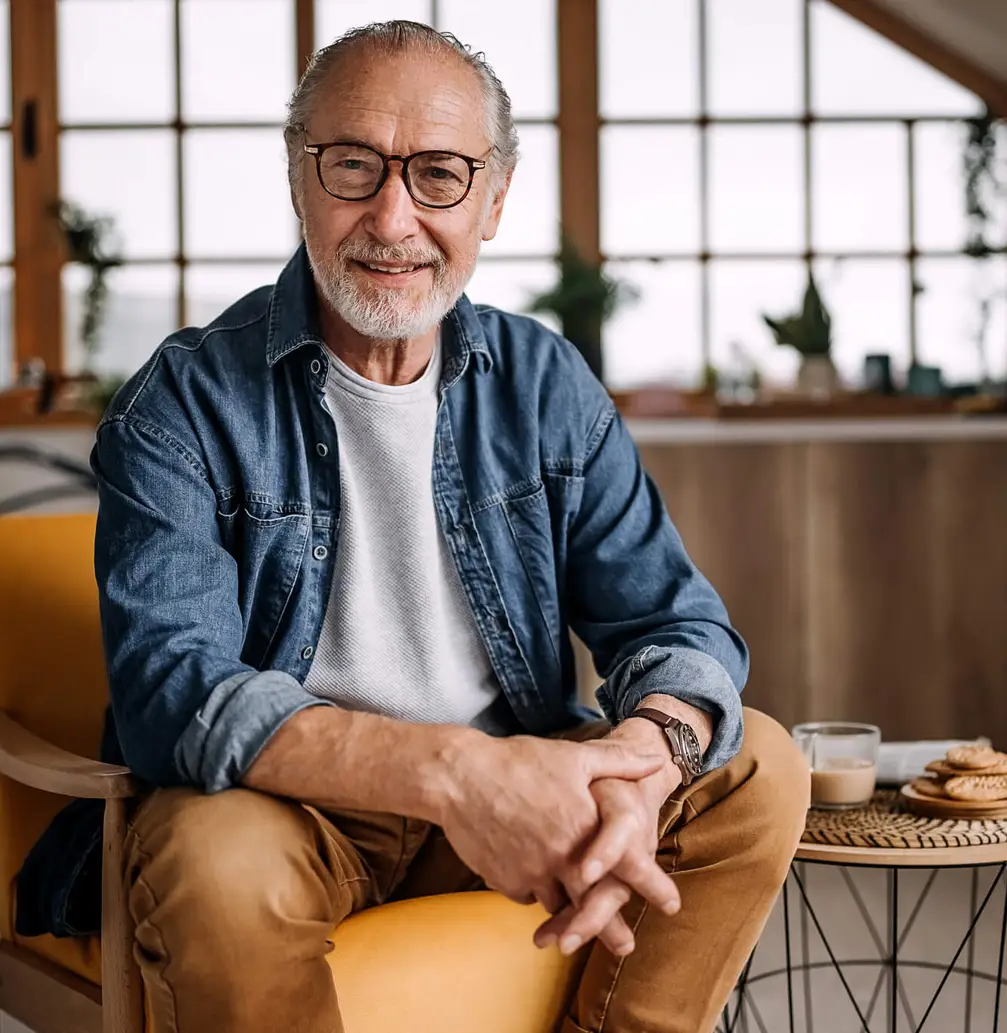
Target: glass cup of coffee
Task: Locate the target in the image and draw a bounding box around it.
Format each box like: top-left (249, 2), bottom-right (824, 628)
top-left (791, 722), bottom-right (881, 810)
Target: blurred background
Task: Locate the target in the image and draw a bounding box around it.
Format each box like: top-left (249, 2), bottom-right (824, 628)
top-left (0, 0), bottom-right (1004, 394)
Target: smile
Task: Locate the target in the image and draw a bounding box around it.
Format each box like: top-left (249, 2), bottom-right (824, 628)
top-left (355, 261), bottom-right (429, 275)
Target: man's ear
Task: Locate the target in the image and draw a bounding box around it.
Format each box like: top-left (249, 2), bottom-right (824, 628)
top-left (290, 183), bottom-right (304, 224)
top-left (480, 169), bottom-right (514, 243)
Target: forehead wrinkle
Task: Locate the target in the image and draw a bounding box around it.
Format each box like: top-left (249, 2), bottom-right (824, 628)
top-left (308, 51), bottom-right (486, 152)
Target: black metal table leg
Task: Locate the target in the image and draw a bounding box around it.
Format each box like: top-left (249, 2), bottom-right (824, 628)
top-left (891, 867), bottom-right (899, 1033)
top-left (993, 869), bottom-right (1007, 1032)
top-left (784, 875), bottom-right (796, 1033)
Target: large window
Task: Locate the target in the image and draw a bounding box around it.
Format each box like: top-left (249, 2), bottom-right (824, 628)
top-left (600, 0), bottom-right (1006, 390)
top-left (1, 0), bottom-right (1004, 395)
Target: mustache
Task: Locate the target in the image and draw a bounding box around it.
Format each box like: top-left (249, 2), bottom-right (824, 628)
top-left (337, 239), bottom-right (447, 272)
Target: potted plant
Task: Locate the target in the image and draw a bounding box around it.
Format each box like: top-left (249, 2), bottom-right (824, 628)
top-left (762, 274), bottom-right (840, 399)
top-left (525, 238), bottom-right (639, 382)
top-left (51, 200), bottom-right (125, 415)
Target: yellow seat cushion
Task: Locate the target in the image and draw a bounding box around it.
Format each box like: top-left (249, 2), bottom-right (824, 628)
top-left (16, 893), bottom-right (584, 1033)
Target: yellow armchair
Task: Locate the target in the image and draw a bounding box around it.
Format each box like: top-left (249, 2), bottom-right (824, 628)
top-left (0, 514), bottom-right (585, 1033)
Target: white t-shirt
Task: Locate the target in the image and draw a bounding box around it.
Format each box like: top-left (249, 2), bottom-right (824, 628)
top-left (303, 339), bottom-right (504, 729)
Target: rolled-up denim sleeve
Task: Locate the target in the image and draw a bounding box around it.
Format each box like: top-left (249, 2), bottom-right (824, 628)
top-left (92, 417), bottom-right (328, 792)
top-left (567, 404), bottom-right (749, 772)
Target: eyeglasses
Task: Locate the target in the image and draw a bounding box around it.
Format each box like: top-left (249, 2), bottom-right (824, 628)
top-left (302, 138), bottom-right (489, 210)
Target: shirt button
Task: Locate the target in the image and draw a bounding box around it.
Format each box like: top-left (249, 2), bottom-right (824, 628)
top-left (312, 545), bottom-right (328, 561)
top-left (316, 442), bottom-right (329, 457)
top-left (301, 645), bottom-right (314, 660)
top-left (310, 358), bottom-right (322, 375)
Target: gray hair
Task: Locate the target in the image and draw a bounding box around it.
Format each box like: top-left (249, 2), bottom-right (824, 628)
top-left (283, 20), bottom-right (520, 196)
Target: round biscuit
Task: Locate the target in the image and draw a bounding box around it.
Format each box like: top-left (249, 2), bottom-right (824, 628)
top-left (947, 745), bottom-right (1000, 770)
top-left (910, 777), bottom-right (948, 799)
top-left (944, 774), bottom-right (1007, 802)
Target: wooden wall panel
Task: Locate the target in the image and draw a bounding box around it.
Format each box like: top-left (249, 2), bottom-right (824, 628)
top-left (624, 436), bottom-right (1007, 746)
top-left (639, 443), bottom-right (809, 730)
top-left (804, 442), bottom-right (944, 739)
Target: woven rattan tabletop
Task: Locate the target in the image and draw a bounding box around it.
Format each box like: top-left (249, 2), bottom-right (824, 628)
top-left (796, 790), bottom-right (1007, 867)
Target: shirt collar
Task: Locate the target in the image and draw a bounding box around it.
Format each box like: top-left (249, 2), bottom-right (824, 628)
top-left (265, 242), bottom-right (493, 374)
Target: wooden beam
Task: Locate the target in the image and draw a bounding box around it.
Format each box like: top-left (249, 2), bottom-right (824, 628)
top-left (0, 942), bottom-right (101, 1033)
top-left (296, 0), bottom-right (316, 77)
top-left (10, 0), bottom-right (62, 377)
top-left (101, 798), bottom-right (144, 1033)
top-left (557, 0), bottom-right (600, 264)
top-left (826, 0), bottom-right (1007, 117)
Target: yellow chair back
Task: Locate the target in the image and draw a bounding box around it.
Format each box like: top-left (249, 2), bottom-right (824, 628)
top-left (0, 513), bottom-right (108, 940)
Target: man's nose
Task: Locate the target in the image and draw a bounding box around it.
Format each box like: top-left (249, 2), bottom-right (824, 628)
top-left (364, 164), bottom-right (421, 244)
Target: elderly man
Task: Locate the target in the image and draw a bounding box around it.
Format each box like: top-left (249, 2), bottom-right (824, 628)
top-left (81, 20), bottom-right (807, 1033)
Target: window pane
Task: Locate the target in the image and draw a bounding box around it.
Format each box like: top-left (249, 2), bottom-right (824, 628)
top-left (0, 1), bottom-right (10, 124)
top-left (710, 260), bottom-right (805, 386)
top-left (916, 257), bottom-right (1007, 384)
top-left (0, 267), bottom-right (12, 389)
top-left (915, 122), bottom-right (1007, 254)
top-left (602, 127), bottom-right (699, 256)
top-left (184, 129), bottom-right (299, 259)
top-left (810, 1), bottom-right (982, 117)
top-left (813, 125), bottom-right (907, 252)
top-left (710, 126), bottom-right (803, 253)
top-left (464, 259), bottom-right (559, 332)
top-left (482, 125), bottom-right (557, 256)
top-left (438, 0), bottom-right (555, 118)
top-left (708, 0), bottom-right (802, 116)
top-left (58, 0), bottom-right (174, 124)
top-left (63, 264), bottom-right (180, 377)
top-left (600, 0), bottom-right (697, 118)
top-left (315, 0), bottom-right (431, 45)
top-left (812, 258), bottom-right (911, 383)
top-left (603, 261), bottom-right (702, 388)
top-left (61, 130), bottom-right (177, 259)
top-left (0, 133), bottom-right (11, 261)
top-left (187, 263), bottom-right (286, 327)
top-left (182, 0), bottom-right (293, 122)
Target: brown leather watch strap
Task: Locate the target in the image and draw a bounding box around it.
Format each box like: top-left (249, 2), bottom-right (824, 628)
top-left (630, 707), bottom-right (702, 786)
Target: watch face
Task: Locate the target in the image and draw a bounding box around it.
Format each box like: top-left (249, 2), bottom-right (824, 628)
top-left (680, 723), bottom-right (703, 773)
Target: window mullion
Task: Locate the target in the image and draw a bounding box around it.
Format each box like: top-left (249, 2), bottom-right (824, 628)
top-left (10, 0), bottom-right (61, 377)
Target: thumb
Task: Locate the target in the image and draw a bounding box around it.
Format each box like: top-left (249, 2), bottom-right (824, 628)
top-left (581, 741), bottom-right (666, 782)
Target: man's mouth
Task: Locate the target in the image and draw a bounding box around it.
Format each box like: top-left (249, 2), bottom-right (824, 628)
top-left (354, 260), bottom-right (430, 277)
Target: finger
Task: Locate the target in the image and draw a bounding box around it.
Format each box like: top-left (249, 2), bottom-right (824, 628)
top-left (582, 743), bottom-right (666, 783)
top-left (534, 901), bottom-right (577, 949)
top-left (579, 811), bottom-right (637, 889)
top-left (557, 876), bottom-right (633, 955)
top-left (614, 850), bottom-right (680, 916)
top-left (533, 881), bottom-right (569, 916)
top-left (597, 909), bottom-right (637, 957)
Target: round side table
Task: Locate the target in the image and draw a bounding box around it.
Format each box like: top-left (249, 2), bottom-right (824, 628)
top-left (718, 791), bottom-right (1007, 1033)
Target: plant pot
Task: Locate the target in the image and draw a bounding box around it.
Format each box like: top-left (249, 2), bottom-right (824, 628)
top-left (796, 355), bottom-right (840, 400)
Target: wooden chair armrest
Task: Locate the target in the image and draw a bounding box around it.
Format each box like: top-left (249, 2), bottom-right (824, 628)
top-left (0, 711), bottom-right (138, 798)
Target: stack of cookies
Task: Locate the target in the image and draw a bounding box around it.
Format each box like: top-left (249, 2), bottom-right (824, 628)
top-left (904, 744), bottom-right (1007, 818)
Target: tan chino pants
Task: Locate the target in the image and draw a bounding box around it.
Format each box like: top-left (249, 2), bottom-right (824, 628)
top-left (125, 708), bottom-right (810, 1033)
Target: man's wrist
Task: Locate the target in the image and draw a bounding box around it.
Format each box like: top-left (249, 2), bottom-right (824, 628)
top-left (609, 717), bottom-right (682, 798)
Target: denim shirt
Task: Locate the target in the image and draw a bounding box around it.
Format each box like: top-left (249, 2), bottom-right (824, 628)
top-left (15, 244), bottom-right (750, 938)
top-left (87, 243), bottom-right (749, 793)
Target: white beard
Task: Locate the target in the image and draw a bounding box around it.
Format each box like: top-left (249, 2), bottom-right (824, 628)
top-left (306, 236), bottom-right (479, 341)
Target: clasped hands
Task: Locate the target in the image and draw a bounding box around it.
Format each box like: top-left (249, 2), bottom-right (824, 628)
top-left (438, 718), bottom-right (683, 958)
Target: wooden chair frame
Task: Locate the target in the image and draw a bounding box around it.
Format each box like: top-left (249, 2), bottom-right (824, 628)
top-left (0, 711), bottom-right (143, 1033)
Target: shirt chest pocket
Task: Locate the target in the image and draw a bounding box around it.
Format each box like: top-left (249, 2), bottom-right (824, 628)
top-left (216, 494), bottom-right (312, 667)
top-left (479, 483), bottom-right (563, 674)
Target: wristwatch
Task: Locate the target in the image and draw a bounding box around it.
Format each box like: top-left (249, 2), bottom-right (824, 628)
top-left (630, 707), bottom-right (704, 786)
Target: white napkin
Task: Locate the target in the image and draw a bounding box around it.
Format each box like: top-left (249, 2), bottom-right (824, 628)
top-left (876, 738), bottom-right (991, 785)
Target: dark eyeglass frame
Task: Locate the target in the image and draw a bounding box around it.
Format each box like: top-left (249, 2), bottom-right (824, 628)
top-left (302, 137), bottom-right (489, 210)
